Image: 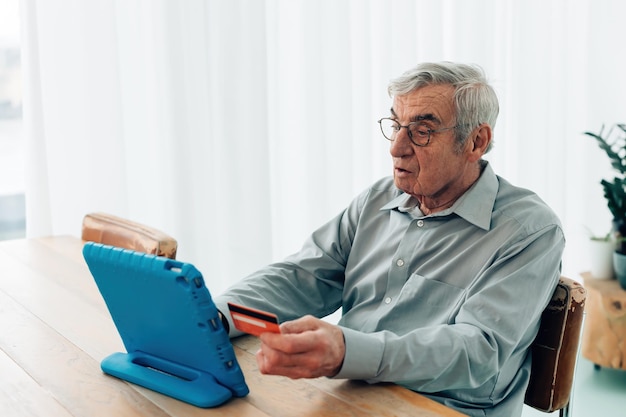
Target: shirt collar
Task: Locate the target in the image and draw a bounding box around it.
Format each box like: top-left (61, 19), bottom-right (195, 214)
top-left (380, 161), bottom-right (497, 231)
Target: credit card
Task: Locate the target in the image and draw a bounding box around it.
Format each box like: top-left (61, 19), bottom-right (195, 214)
top-left (227, 302), bottom-right (281, 336)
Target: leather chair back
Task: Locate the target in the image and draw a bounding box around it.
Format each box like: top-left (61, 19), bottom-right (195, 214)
top-left (524, 276), bottom-right (586, 416)
top-left (81, 212), bottom-right (177, 259)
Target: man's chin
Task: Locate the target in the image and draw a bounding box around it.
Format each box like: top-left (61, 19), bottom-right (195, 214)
top-left (393, 177), bottom-right (412, 195)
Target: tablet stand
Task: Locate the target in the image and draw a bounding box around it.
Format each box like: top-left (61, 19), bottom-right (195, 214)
top-left (102, 351), bottom-right (234, 408)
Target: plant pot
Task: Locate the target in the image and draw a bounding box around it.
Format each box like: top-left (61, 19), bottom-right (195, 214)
top-left (589, 239), bottom-right (615, 279)
top-left (614, 219), bottom-right (626, 254)
top-left (612, 252), bottom-right (626, 289)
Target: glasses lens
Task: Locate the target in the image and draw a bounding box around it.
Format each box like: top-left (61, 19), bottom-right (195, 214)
top-left (379, 119), bottom-right (397, 140)
top-left (409, 125), bottom-right (430, 146)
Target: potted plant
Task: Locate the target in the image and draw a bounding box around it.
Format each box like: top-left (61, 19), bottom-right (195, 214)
top-left (586, 123), bottom-right (626, 287)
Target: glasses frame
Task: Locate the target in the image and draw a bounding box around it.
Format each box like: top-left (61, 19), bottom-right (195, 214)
top-left (377, 117), bottom-right (459, 147)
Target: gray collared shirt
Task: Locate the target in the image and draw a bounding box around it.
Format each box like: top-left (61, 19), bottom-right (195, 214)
top-left (216, 162), bottom-right (565, 417)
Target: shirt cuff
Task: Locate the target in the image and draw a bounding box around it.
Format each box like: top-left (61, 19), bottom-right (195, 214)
top-left (333, 326), bottom-right (384, 380)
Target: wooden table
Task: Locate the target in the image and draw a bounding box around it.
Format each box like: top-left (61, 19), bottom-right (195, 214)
top-left (0, 236), bottom-right (465, 417)
top-left (580, 271), bottom-right (626, 370)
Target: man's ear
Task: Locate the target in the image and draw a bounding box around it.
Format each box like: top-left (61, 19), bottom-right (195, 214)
top-left (467, 123), bottom-right (492, 161)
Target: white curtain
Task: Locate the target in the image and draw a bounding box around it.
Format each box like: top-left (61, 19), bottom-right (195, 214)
top-left (20, 0), bottom-right (626, 293)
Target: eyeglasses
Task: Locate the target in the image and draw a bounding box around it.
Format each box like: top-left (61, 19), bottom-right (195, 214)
top-left (377, 117), bottom-right (459, 147)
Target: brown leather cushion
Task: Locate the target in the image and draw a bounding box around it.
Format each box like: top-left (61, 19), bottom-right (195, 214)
top-left (81, 212), bottom-right (177, 259)
top-left (524, 277), bottom-right (586, 412)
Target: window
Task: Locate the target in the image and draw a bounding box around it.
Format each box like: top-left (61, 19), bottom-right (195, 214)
top-left (0, 0), bottom-right (25, 240)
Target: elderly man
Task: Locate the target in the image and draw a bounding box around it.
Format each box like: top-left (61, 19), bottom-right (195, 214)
top-left (215, 62), bottom-right (564, 417)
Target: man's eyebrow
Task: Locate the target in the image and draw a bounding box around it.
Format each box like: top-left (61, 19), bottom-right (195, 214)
top-left (389, 108), bottom-right (440, 124)
top-left (413, 114), bottom-right (438, 123)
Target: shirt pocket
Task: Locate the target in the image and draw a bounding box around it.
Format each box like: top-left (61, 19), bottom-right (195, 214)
top-left (398, 273), bottom-right (465, 325)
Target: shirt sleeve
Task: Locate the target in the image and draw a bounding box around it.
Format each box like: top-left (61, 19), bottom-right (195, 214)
top-left (214, 189), bottom-right (367, 333)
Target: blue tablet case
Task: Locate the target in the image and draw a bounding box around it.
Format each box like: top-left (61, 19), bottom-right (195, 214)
top-left (83, 242), bottom-right (249, 407)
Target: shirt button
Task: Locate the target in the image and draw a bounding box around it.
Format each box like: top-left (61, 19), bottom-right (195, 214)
top-left (417, 220), bottom-right (424, 227)
top-left (396, 259), bottom-right (405, 267)
top-left (384, 297), bottom-right (392, 304)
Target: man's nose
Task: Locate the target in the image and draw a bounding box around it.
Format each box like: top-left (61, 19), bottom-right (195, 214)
top-left (389, 128), bottom-right (413, 156)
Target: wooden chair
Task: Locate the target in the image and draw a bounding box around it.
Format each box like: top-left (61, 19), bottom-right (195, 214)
top-left (524, 276), bottom-right (586, 417)
top-left (81, 212), bottom-right (178, 259)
